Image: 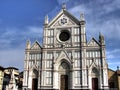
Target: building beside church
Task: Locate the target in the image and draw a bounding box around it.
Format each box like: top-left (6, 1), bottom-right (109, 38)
top-left (108, 67), bottom-right (120, 90)
top-left (0, 66), bottom-right (4, 90)
top-left (3, 67), bottom-right (19, 90)
top-left (23, 5), bottom-right (109, 90)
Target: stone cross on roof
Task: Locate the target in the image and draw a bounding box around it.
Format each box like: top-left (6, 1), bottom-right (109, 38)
top-left (62, 3), bottom-right (66, 10)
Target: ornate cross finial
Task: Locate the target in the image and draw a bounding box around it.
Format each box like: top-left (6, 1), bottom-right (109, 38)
top-left (62, 3), bottom-right (66, 10)
top-left (26, 40), bottom-right (31, 49)
top-left (99, 32), bottom-right (105, 44)
top-left (80, 13), bottom-right (85, 21)
top-left (117, 66), bottom-right (119, 70)
top-left (45, 15), bottom-right (49, 24)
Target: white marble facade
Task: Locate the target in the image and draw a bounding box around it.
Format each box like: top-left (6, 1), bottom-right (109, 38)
top-left (23, 5), bottom-right (109, 90)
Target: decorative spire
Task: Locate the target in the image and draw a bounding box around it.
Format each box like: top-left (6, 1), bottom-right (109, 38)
top-left (99, 32), bottom-right (105, 44)
top-left (117, 66), bottom-right (119, 70)
top-left (44, 15), bottom-right (49, 24)
top-left (80, 13), bottom-right (85, 21)
top-left (80, 13), bottom-right (86, 25)
top-left (26, 40), bottom-right (31, 49)
top-left (62, 3), bottom-right (66, 10)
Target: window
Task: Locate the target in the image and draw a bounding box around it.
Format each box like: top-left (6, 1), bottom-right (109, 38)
top-left (74, 51), bottom-right (80, 58)
top-left (74, 28), bottom-right (79, 35)
top-left (74, 36), bottom-right (80, 42)
top-left (59, 30), bottom-right (70, 42)
top-left (31, 54), bottom-right (34, 60)
top-left (74, 60), bottom-right (80, 68)
top-left (47, 52), bottom-right (53, 59)
top-left (36, 61), bottom-right (40, 67)
top-left (47, 30), bottom-right (53, 36)
top-left (47, 37), bottom-right (53, 44)
top-left (87, 51), bottom-right (100, 58)
top-left (74, 71), bottom-right (80, 85)
top-left (46, 60), bottom-right (52, 68)
top-left (46, 71), bottom-right (52, 85)
top-left (36, 54), bottom-right (41, 60)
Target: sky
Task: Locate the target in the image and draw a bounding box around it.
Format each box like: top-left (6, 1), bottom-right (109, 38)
top-left (0, 0), bottom-right (120, 71)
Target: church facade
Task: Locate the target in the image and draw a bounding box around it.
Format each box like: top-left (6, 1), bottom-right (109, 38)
top-left (23, 5), bottom-right (109, 90)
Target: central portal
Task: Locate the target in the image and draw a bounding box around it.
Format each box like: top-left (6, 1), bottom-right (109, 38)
top-left (32, 78), bottom-right (38, 90)
top-left (60, 75), bottom-right (68, 90)
top-left (59, 60), bottom-right (70, 90)
top-left (92, 78), bottom-right (98, 90)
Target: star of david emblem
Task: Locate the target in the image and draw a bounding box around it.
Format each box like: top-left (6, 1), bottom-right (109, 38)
top-left (61, 18), bottom-right (67, 25)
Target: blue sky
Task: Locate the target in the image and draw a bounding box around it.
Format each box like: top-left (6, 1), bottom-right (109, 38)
top-left (0, 0), bottom-right (120, 71)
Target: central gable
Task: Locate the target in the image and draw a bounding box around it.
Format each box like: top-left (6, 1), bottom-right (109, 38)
top-left (48, 10), bottom-right (80, 28)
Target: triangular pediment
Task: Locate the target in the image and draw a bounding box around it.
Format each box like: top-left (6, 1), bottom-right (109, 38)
top-left (55, 50), bottom-right (72, 64)
top-left (89, 59), bottom-right (98, 69)
top-left (48, 9), bottom-right (79, 27)
top-left (30, 64), bottom-right (38, 71)
top-left (31, 41), bottom-right (42, 50)
top-left (87, 38), bottom-right (100, 47)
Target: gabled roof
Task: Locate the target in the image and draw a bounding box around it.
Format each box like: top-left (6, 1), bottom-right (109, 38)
top-left (87, 37), bottom-right (100, 47)
top-left (55, 49), bottom-right (72, 65)
top-left (48, 9), bottom-right (80, 27)
top-left (108, 68), bottom-right (115, 72)
top-left (89, 59), bottom-right (98, 69)
top-left (5, 67), bottom-right (18, 70)
top-left (30, 40), bottom-right (42, 50)
top-left (0, 66), bottom-right (4, 71)
top-left (116, 70), bottom-right (120, 75)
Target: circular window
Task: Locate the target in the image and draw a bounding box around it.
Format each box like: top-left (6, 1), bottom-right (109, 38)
top-left (59, 30), bottom-right (70, 41)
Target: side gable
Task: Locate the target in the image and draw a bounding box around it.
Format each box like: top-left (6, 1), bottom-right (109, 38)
top-left (48, 9), bottom-right (80, 27)
top-left (31, 41), bottom-right (42, 50)
top-left (87, 38), bottom-right (100, 47)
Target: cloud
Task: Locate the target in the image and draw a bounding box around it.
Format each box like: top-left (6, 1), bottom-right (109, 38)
top-left (0, 19), bottom-right (2, 24)
top-left (67, 0), bottom-right (120, 70)
top-left (101, 19), bottom-right (120, 39)
top-left (106, 49), bottom-right (120, 70)
top-left (69, 4), bottom-right (92, 18)
top-left (0, 0), bottom-right (120, 71)
top-left (108, 62), bottom-right (120, 65)
top-left (108, 61), bottom-right (120, 70)
top-left (57, 0), bottom-right (70, 5)
top-left (0, 26), bottom-right (43, 49)
top-left (68, 0), bottom-right (120, 47)
top-left (27, 26), bottom-right (43, 35)
top-left (107, 49), bottom-right (120, 59)
top-left (0, 26), bottom-right (43, 71)
top-left (0, 48), bottom-right (24, 71)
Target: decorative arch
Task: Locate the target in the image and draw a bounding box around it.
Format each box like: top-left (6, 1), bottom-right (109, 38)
top-left (56, 59), bottom-right (72, 70)
top-left (29, 68), bottom-right (38, 90)
top-left (91, 67), bottom-right (99, 77)
top-left (32, 68), bottom-right (38, 78)
top-left (54, 50), bottom-right (72, 70)
top-left (59, 60), bottom-right (70, 70)
top-left (28, 67), bottom-right (38, 89)
top-left (58, 59), bottom-right (70, 90)
top-left (91, 67), bottom-right (99, 90)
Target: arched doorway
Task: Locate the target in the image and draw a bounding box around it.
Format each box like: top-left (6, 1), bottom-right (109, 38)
top-left (59, 61), bottom-right (70, 90)
top-left (32, 69), bottom-right (38, 90)
top-left (91, 67), bottom-right (99, 90)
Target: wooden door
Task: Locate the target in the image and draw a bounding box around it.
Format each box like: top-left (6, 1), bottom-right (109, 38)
top-left (92, 78), bottom-right (98, 90)
top-left (60, 75), bottom-right (68, 90)
top-left (32, 78), bottom-right (38, 90)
